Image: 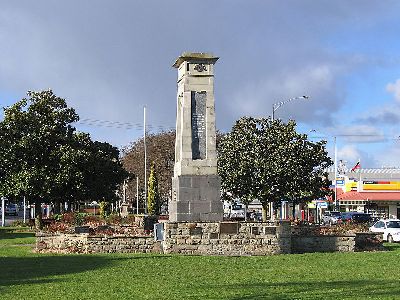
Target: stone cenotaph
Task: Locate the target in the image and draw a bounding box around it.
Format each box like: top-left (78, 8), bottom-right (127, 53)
top-left (169, 52), bottom-right (223, 222)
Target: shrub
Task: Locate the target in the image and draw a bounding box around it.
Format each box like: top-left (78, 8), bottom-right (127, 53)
top-left (46, 222), bottom-right (70, 233)
top-left (60, 212), bottom-right (88, 226)
top-left (107, 214), bottom-right (122, 225)
top-left (99, 201), bottom-right (110, 218)
top-left (83, 215), bottom-right (105, 227)
top-left (11, 220), bottom-right (28, 227)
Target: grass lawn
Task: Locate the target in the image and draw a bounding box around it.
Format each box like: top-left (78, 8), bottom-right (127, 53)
top-left (1, 228), bottom-right (400, 299)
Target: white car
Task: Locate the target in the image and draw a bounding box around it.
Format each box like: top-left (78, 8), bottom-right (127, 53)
top-left (369, 219), bottom-right (400, 243)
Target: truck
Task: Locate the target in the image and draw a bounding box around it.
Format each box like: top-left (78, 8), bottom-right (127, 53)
top-left (223, 201), bottom-right (245, 220)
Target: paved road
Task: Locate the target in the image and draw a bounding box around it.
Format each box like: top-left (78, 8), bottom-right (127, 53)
top-left (1, 210), bottom-right (30, 226)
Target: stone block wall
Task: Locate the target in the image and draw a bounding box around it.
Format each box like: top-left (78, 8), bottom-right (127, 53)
top-left (162, 221), bottom-right (291, 255)
top-left (291, 235), bottom-right (356, 253)
top-left (36, 232), bottom-right (160, 254)
top-left (36, 222), bottom-right (383, 255)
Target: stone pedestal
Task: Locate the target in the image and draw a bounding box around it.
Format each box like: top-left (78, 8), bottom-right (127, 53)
top-left (120, 203), bottom-right (129, 218)
top-left (169, 52), bottom-right (223, 222)
top-left (169, 175), bottom-right (223, 222)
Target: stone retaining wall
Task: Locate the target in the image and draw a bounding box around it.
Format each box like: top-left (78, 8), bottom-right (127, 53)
top-left (36, 221), bottom-right (383, 255)
top-left (291, 235), bottom-right (356, 253)
top-left (162, 221), bottom-right (291, 255)
top-left (36, 232), bottom-right (160, 254)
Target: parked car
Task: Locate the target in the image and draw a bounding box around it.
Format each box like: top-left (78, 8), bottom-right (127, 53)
top-left (340, 212), bottom-right (372, 224)
top-left (5, 204), bottom-right (19, 216)
top-left (322, 211), bottom-right (342, 225)
top-left (369, 219), bottom-right (400, 243)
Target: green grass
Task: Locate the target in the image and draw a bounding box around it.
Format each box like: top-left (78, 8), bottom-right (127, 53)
top-left (1, 228), bottom-right (400, 299)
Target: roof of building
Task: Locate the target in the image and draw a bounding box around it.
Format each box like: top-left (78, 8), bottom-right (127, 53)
top-left (331, 189), bottom-right (400, 201)
top-left (327, 168), bottom-right (400, 180)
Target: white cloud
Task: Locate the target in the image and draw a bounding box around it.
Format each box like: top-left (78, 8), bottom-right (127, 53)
top-left (386, 79), bottom-right (400, 102)
top-left (338, 145), bottom-right (360, 164)
top-left (228, 62), bottom-right (344, 126)
top-left (376, 143), bottom-right (400, 168)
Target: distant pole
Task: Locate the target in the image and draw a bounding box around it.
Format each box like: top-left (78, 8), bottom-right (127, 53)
top-left (1, 197), bottom-right (5, 227)
top-left (136, 176), bottom-right (139, 214)
top-left (23, 196), bottom-right (26, 223)
top-left (144, 106), bottom-right (147, 214)
top-left (334, 136), bottom-right (338, 209)
top-left (123, 180), bottom-right (127, 203)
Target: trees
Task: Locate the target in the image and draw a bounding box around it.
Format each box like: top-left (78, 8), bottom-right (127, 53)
top-left (122, 131), bottom-right (175, 213)
top-left (121, 130), bottom-right (224, 214)
top-left (218, 117), bottom-right (332, 220)
top-left (0, 90), bottom-right (128, 222)
top-left (147, 163), bottom-right (161, 215)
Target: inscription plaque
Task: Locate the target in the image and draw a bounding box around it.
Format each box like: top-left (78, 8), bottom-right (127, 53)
top-left (219, 222), bottom-right (239, 234)
top-left (191, 91), bottom-right (206, 159)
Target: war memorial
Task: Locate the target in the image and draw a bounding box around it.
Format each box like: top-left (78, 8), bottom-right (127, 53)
top-left (36, 53), bottom-right (382, 255)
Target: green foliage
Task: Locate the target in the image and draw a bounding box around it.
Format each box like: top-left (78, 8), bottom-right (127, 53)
top-left (0, 90), bottom-right (129, 216)
top-left (99, 201), bottom-right (110, 218)
top-left (10, 220), bottom-right (28, 227)
top-left (107, 213), bottom-right (122, 225)
top-left (60, 212), bottom-right (88, 226)
top-left (218, 117), bottom-right (333, 211)
top-left (0, 90), bottom-right (79, 203)
top-left (147, 163), bottom-right (160, 215)
top-left (122, 131), bottom-right (175, 213)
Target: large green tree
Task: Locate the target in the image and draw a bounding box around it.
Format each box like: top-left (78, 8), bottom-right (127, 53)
top-left (218, 117), bottom-right (332, 220)
top-left (0, 90), bottom-right (128, 222)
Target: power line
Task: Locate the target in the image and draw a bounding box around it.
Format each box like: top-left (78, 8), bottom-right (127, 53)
top-left (74, 117), bottom-right (175, 132)
top-left (310, 134), bottom-right (400, 140)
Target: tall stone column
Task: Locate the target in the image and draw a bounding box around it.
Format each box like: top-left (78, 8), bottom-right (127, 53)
top-left (169, 52), bottom-right (223, 222)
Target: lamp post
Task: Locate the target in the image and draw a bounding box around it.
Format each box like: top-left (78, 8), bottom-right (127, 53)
top-left (272, 96), bottom-right (309, 121)
top-left (310, 130), bottom-right (338, 209)
top-left (1, 197), bottom-right (5, 227)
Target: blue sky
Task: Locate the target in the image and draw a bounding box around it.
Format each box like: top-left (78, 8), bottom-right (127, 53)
top-left (1, 0), bottom-right (400, 168)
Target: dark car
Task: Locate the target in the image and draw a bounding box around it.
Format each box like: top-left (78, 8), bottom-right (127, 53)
top-left (322, 211), bottom-right (342, 225)
top-left (340, 212), bottom-right (372, 224)
top-left (5, 204), bottom-right (19, 216)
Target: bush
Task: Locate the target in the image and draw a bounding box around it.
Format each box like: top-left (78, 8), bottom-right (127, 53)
top-left (99, 202), bottom-right (110, 218)
top-left (318, 223), bottom-right (369, 235)
top-left (46, 222), bottom-right (70, 233)
top-left (11, 220), bottom-right (28, 227)
top-left (107, 214), bottom-right (122, 225)
top-left (61, 212), bottom-right (88, 226)
top-left (83, 215), bottom-right (105, 227)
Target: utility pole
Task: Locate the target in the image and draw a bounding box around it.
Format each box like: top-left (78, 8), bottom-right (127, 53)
top-left (23, 196), bottom-right (26, 223)
top-left (144, 106), bottom-right (147, 215)
top-left (136, 176), bottom-right (139, 214)
top-left (1, 197), bottom-right (5, 227)
top-left (334, 136), bottom-right (338, 209)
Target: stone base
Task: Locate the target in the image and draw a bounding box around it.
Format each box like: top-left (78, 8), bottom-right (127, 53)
top-left (120, 204), bottom-right (129, 218)
top-left (169, 175), bottom-right (223, 222)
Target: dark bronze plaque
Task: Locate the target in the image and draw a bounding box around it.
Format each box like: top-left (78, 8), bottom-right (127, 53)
top-left (191, 91), bottom-right (206, 159)
top-left (264, 227), bottom-right (276, 235)
top-left (219, 222), bottom-right (239, 234)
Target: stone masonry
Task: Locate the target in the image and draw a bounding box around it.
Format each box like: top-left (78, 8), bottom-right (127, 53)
top-left (169, 52), bottom-right (223, 222)
top-left (36, 222), bottom-right (383, 255)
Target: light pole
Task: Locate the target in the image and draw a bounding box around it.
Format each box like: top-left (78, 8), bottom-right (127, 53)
top-left (1, 197), bottom-right (5, 227)
top-left (272, 96), bottom-right (309, 121)
top-left (310, 130), bottom-right (338, 209)
top-left (143, 106), bottom-right (147, 215)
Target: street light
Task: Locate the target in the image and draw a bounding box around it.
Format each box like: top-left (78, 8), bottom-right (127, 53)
top-left (310, 130), bottom-right (338, 209)
top-left (272, 95), bottom-right (309, 121)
